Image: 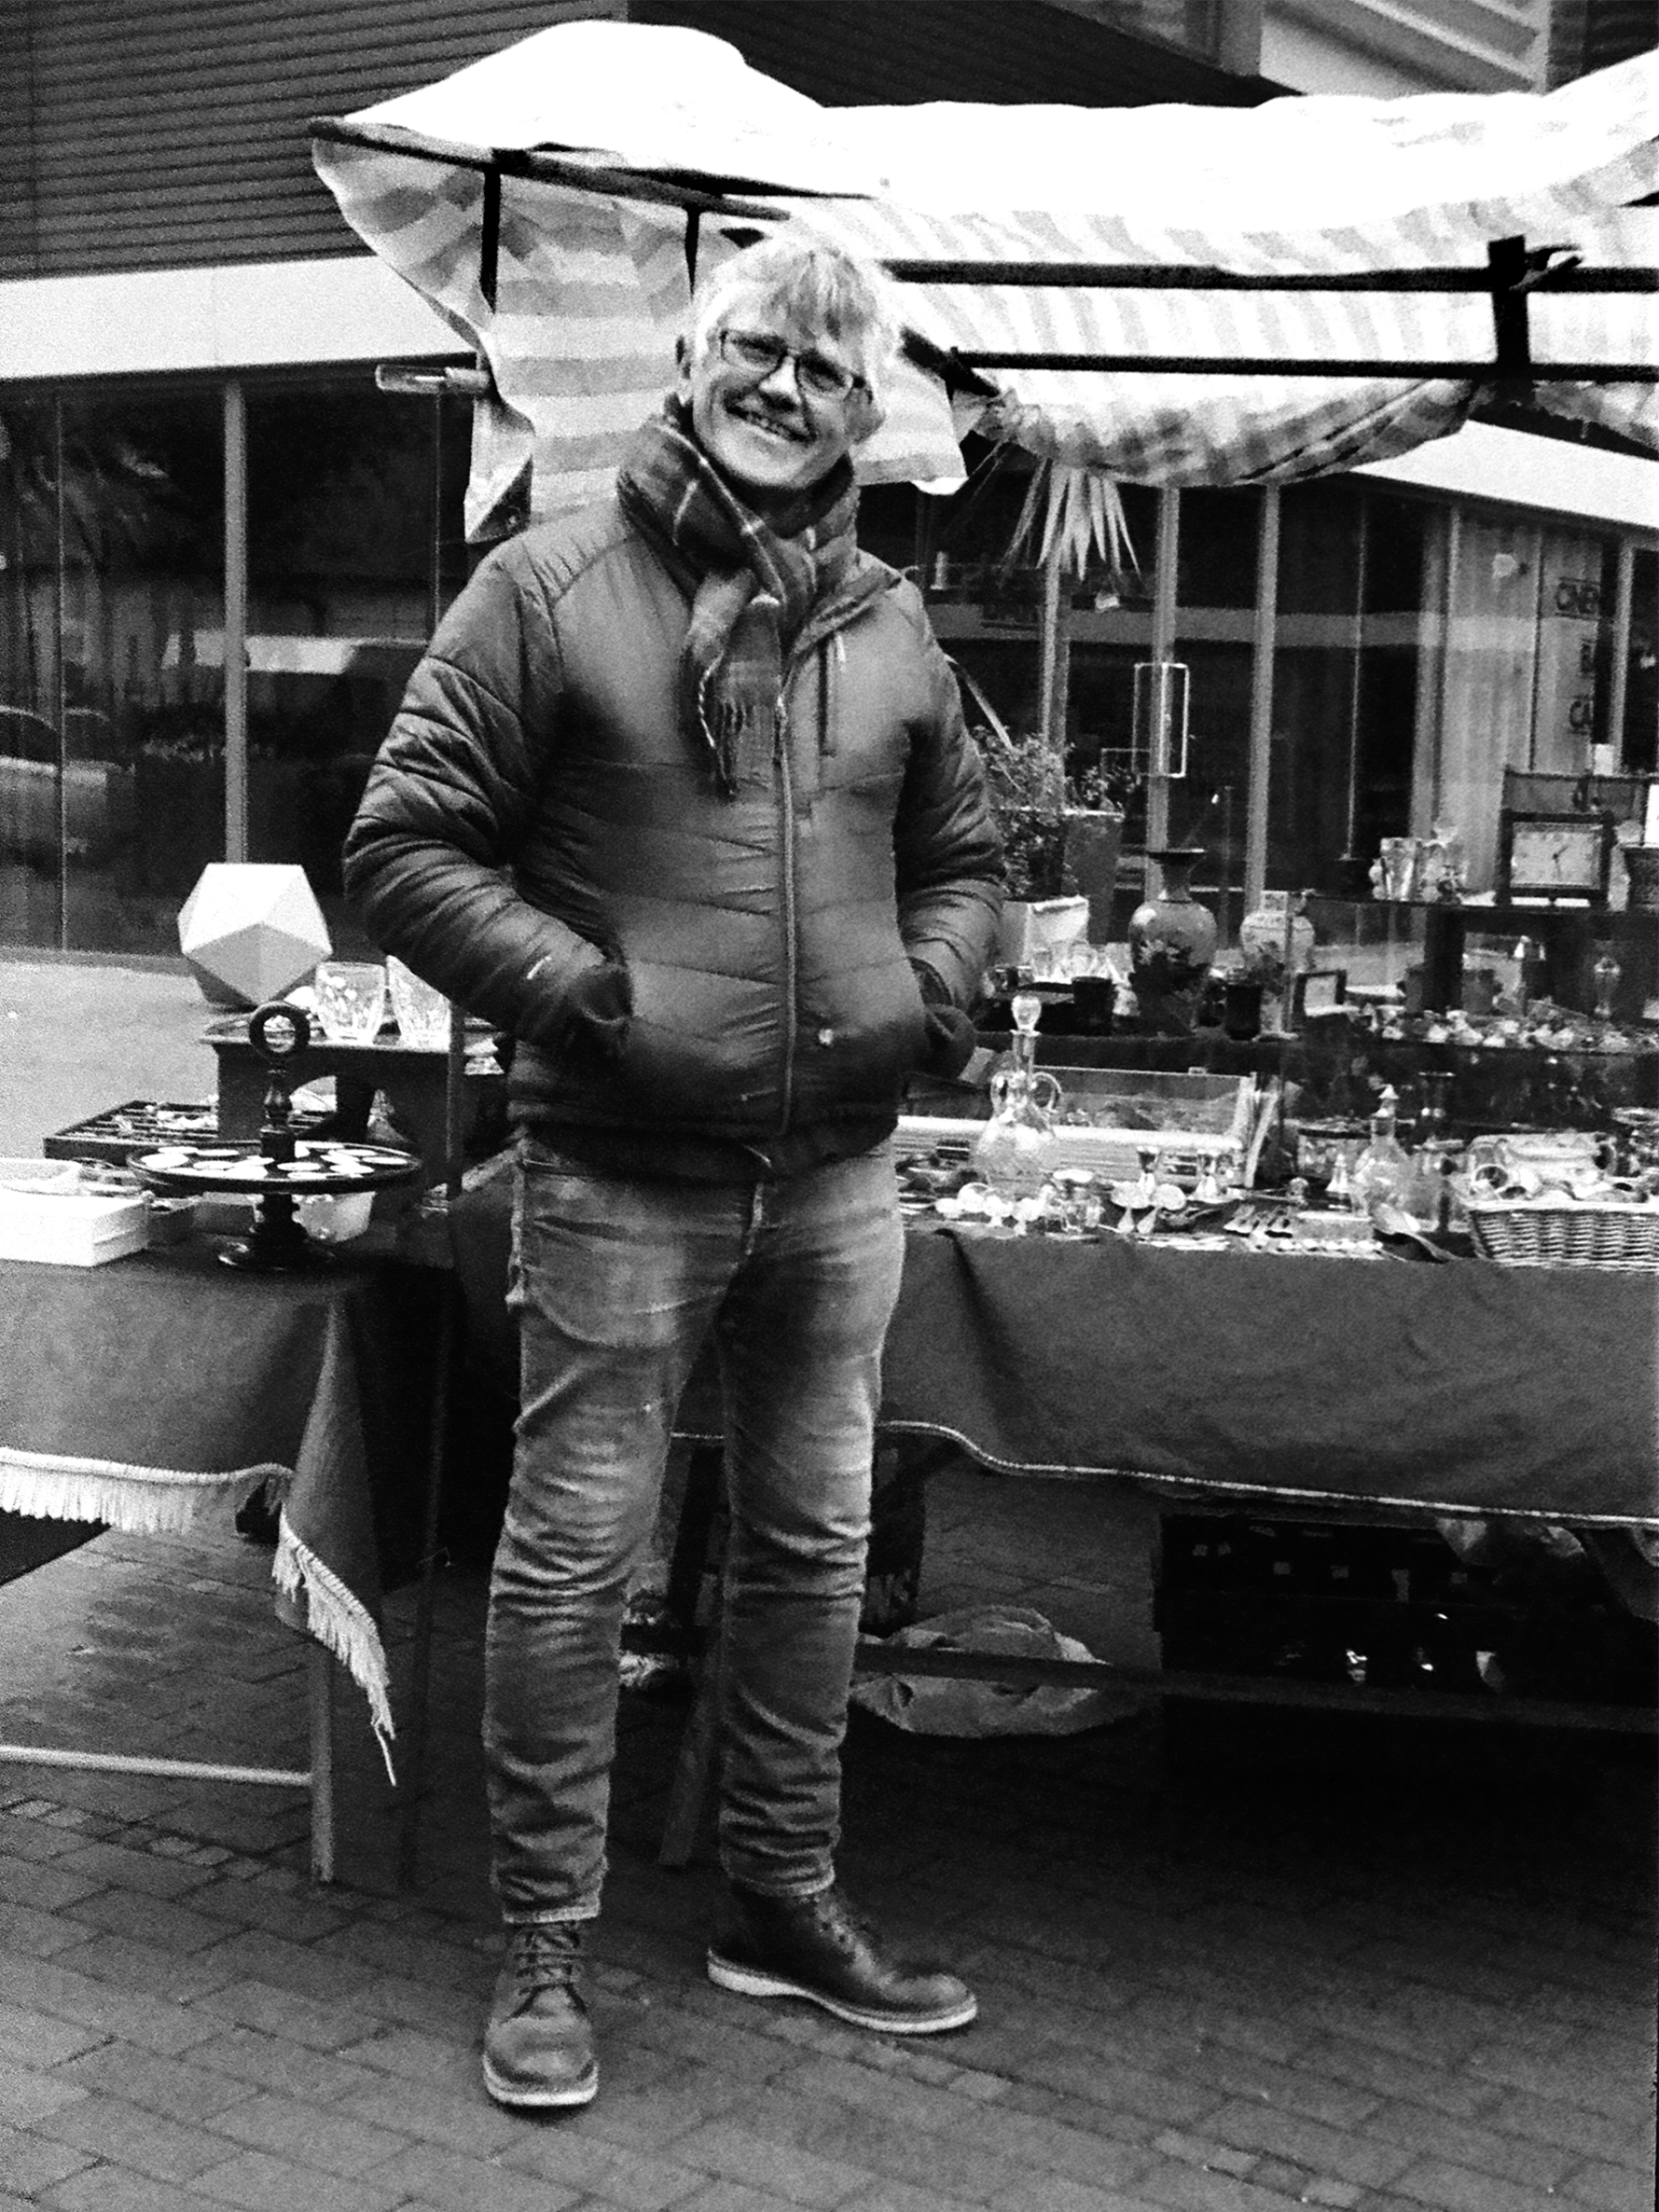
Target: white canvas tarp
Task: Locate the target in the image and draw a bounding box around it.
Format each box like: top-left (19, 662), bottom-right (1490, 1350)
top-left (311, 18), bottom-right (1658, 536)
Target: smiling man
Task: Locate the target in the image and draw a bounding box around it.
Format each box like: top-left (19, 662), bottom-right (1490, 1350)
top-left (344, 237), bottom-right (1001, 2111)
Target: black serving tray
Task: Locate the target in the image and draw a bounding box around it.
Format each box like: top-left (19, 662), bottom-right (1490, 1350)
top-left (43, 1098), bottom-right (327, 1166)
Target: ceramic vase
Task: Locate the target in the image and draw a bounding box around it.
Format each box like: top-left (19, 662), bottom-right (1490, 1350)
top-left (1127, 848), bottom-right (1218, 1033)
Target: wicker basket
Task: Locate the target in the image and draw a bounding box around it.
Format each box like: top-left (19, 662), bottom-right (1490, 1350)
top-left (1465, 1197), bottom-right (1659, 1269)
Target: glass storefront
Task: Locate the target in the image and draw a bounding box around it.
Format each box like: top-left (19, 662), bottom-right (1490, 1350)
top-left (1, 389), bottom-right (222, 955)
top-left (0, 374), bottom-right (470, 959)
top-left (3, 376), bottom-right (1653, 956)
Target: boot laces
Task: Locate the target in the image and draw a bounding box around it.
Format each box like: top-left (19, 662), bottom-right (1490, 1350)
top-left (506, 1924), bottom-right (582, 1995)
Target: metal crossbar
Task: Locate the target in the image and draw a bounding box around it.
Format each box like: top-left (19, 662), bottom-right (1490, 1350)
top-left (951, 354), bottom-right (1659, 379)
top-left (881, 261), bottom-right (1657, 292)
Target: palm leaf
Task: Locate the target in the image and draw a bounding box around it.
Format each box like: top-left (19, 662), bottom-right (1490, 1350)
top-left (1004, 459), bottom-right (1137, 583)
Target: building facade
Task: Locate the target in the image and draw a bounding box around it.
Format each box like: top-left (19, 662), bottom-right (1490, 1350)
top-left (2, 0), bottom-right (1653, 959)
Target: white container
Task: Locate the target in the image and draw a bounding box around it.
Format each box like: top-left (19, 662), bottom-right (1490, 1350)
top-left (996, 895), bottom-right (1091, 975)
top-left (0, 1160), bottom-right (150, 1266)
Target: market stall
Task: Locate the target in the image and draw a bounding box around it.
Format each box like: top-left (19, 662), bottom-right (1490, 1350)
top-left (300, 20), bottom-right (1657, 1739)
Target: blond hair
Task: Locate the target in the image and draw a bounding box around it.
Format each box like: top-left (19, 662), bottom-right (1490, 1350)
top-left (685, 235), bottom-right (903, 410)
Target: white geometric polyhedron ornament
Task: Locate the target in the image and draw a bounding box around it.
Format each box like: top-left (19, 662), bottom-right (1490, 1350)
top-left (177, 863), bottom-right (332, 1009)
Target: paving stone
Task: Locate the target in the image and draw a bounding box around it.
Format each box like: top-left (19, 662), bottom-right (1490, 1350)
top-left (1559, 2160), bottom-right (1656, 2212)
top-left (32, 2088), bottom-right (235, 2182)
top-left (201, 2087), bottom-right (413, 2176)
top-left (0, 1900), bottom-right (101, 1960)
top-left (669, 2116), bottom-right (873, 2206)
top-left (182, 2147), bottom-right (409, 2212)
top-left (356, 2139), bottom-right (584, 2210)
top-left (1152, 2131), bottom-right (1259, 2177)
top-left (831, 2184), bottom-right (997, 2212)
top-left (1389, 2158), bottom-right (1586, 2212)
top-left (0, 2058), bottom-right (90, 2126)
top-left (1200, 2101), bottom-right (1418, 2190)
top-left (42, 2162), bottom-right (240, 2212)
top-left (1134, 2157), bottom-right (1311, 2212)
top-left (192, 1977), bottom-right (382, 2052)
top-left (1162, 2044), bottom-right (1386, 2134)
top-left (341, 1973), bottom-right (490, 2038)
top-left (187, 1928), bottom-right (389, 2004)
top-left (500, 2126), bottom-right (709, 2211)
top-left (0, 1812), bottom-right (85, 1862)
top-left (54, 1838), bottom-right (218, 1898)
top-left (174, 1876), bottom-right (355, 1939)
top-left (332, 2023), bottom-right (478, 2092)
top-left (1481, 2085), bottom-right (1654, 2171)
top-left (0, 2124), bottom-right (95, 2196)
top-left (1465, 2041), bottom-right (1656, 2126)
top-left (44, 1930), bottom-right (238, 2004)
top-left (51, 2038), bottom-right (255, 2124)
top-left (331, 2069), bottom-right (524, 2159)
top-left (1359, 2098), bottom-right (1589, 2190)
top-left (674, 2076), bottom-right (1027, 2207)
top-left (187, 2022), bottom-right (389, 2105)
top-left (1299, 2037), bottom-right (1508, 2123)
top-left (0, 2001), bottom-right (107, 2071)
top-left (61, 1884), bottom-right (239, 1955)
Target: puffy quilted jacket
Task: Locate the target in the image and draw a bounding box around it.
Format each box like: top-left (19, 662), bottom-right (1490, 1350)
top-left (342, 498), bottom-right (1002, 1147)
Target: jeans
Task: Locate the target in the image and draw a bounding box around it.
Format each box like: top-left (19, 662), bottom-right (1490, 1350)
top-left (486, 1136), bottom-right (905, 1924)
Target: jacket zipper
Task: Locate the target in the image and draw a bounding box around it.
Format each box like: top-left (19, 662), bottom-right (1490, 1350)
top-left (775, 686), bottom-right (797, 1133)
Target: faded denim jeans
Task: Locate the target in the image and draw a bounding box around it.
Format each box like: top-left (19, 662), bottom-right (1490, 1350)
top-left (486, 1136), bottom-right (905, 1924)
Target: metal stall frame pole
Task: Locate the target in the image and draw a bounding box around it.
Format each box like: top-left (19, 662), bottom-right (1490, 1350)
top-left (53, 398), bottom-right (68, 948)
top-left (1244, 485), bottom-right (1280, 915)
top-left (1339, 489), bottom-right (1371, 869)
top-left (224, 379), bottom-right (249, 863)
top-left (1146, 487), bottom-right (1181, 857)
top-left (1037, 531), bottom-right (1068, 766)
top-left (1606, 537), bottom-right (1634, 766)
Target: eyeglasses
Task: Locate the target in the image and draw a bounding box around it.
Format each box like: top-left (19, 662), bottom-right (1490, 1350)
top-left (715, 328), bottom-right (865, 404)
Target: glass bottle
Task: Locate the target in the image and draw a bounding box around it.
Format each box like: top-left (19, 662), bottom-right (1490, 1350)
top-left (1350, 1085), bottom-right (1412, 1218)
top-left (972, 990), bottom-right (1063, 1202)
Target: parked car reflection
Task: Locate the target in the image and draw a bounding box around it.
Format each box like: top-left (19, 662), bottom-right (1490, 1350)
top-left (0, 705), bottom-right (131, 865)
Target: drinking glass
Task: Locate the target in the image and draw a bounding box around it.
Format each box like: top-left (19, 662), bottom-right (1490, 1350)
top-left (386, 956), bottom-right (452, 1050)
top-left (312, 960), bottom-right (388, 1043)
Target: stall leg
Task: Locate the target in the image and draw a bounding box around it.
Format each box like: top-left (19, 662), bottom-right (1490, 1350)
top-left (308, 1644), bottom-right (335, 1885)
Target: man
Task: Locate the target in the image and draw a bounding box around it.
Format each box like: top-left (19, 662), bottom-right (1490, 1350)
top-left (344, 236), bottom-right (1002, 2111)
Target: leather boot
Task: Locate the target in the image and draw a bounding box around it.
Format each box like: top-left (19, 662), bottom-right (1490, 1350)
top-left (482, 1922), bottom-right (598, 2109)
top-left (707, 1882), bottom-right (977, 2034)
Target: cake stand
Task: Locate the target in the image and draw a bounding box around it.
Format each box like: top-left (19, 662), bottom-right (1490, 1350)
top-left (133, 999), bottom-right (420, 1270)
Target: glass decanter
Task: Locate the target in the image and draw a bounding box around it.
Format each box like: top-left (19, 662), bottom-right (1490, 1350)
top-left (1350, 1085), bottom-right (1412, 1218)
top-left (972, 990), bottom-right (1063, 1202)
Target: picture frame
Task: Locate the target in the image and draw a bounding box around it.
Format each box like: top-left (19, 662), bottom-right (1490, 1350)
top-left (1496, 809), bottom-right (1613, 905)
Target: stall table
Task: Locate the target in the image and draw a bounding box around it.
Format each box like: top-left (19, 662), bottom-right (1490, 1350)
top-left (0, 1239), bottom-right (452, 1878)
top-left (446, 1180), bottom-right (1659, 1860)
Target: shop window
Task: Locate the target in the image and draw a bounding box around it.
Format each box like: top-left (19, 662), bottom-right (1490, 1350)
top-left (1269, 484), bottom-right (1428, 897)
top-left (244, 379), bottom-right (471, 955)
top-left (1432, 512), bottom-right (1626, 892)
top-left (0, 388), bottom-right (223, 956)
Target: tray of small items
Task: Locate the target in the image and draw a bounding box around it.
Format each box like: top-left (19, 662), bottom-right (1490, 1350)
top-left (44, 1099), bottom-right (327, 1166)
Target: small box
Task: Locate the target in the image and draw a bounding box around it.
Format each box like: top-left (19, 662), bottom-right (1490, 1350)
top-left (0, 1160), bottom-right (150, 1266)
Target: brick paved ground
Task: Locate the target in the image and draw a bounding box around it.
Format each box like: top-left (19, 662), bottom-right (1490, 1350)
top-left (1, 1467), bottom-right (1653, 2212)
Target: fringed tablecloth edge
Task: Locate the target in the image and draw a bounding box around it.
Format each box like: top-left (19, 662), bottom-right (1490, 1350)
top-left (0, 1446), bottom-right (284, 1534)
top-left (273, 1509), bottom-right (396, 1783)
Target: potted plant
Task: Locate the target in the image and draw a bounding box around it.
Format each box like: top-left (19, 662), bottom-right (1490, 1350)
top-left (973, 723), bottom-right (1127, 969)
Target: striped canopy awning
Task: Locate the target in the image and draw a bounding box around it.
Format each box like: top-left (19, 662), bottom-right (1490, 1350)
top-left (311, 18), bottom-right (1659, 537)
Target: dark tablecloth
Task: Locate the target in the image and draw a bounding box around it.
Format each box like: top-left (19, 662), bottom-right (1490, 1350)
top-left (0, 1242), bottom-right (451, 1755)
top-left (448, 1173), bottom-right (1657, 1530)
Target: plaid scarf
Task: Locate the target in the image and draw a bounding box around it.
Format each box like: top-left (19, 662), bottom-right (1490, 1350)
top-left (617, 402), bottom-right (865, 794)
